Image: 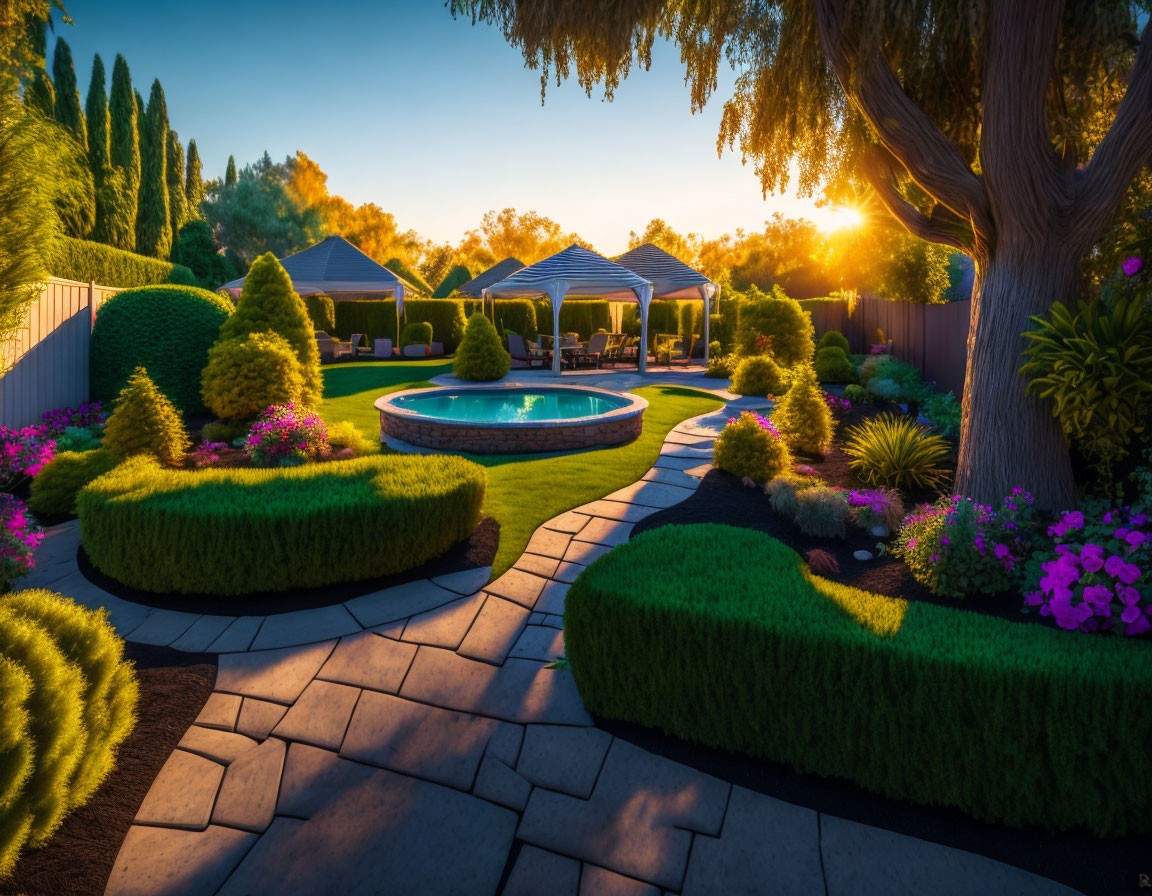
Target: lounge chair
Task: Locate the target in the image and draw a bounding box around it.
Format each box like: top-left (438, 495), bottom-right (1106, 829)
top-left (509, 333), bottom-right (548, 369)
top-left (367, 338), bottom-right (393, 359)
top-left (349, 333), bottom-right (366, 358)
top-left (574, 332), bottom-right (609, 369)
top-left (402, 343), bottom-right (428, 358)
top-left (315, 331), bottom-right (352, 362)
top-left (430, 341), bottom-right (445, 356)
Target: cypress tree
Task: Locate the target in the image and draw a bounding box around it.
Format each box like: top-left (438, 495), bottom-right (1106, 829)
top-left (134, 90), bottom-right (144, 147)
top-left (85, 54), bottom-right (109, 179)
top-left (165, 129), bottom-right (186, 235)
top-left (51, 38), bottom-right (86, 151)
top-left (224, 154), bottom-right (237, 187)
top-left (25, 69), bottom-right (53, 118)
top-left (135, 80), bottom-right (171, 258)
top-left (108, 55), bottom-right (139, 237)
top-left (184, 138), bottom-right (204, 219)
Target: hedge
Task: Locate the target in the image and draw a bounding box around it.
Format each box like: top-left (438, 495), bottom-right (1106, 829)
top-left (534, 299), bottom-right (612, 339)
top-left (403, 299), bottom-right (467, 352)
top-left (78, 454), bottom-right (487, 595)
top-left (565, 524), bottom-right (1152, 837)
top-left (333, 299), bottom-right (397, 345)
top-left (0, 590), bottom-right (137, 877)
top-left (50, 236), bottom-right (196, 288)
top-left (304, 294), bottom-right (336, 334)
top-left (461, 300), bottom-right (538, 341)
top-left (28, 449), bottom-right (120, 517)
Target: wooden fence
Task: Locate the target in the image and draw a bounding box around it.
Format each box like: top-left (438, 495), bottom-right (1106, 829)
top-left (0, 278), bottom-right (122, 428)
top-left (802, 296), bottom-right (972, 396)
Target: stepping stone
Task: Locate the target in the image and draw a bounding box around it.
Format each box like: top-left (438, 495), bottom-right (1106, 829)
top-left (216, 641), bottom-right (336, 704)
top-left (220, 770), bottom-right (517, 896)
top-left (170, 615), bottom-right (237, 653)
top-left (544, 511), bottom-right (592, 534)
top-left (534, 581), bottom-right (570, 616)
top-left (207, 616), bottom-right (264, 653)
top-left (581, 865), bottom-right (661, 896)
top-left (126, 610), bottom-right (199, 646)
top-left (526, 528), bottom-right (573, 559)
top-left (276, 743), bottom-right (375, 818)
top-left (194, 692), bottom-right (242, 731)
top-left (400, 594), bottom-right (485, 650)
top-left (516, 552), bottom-right (561, 578)
top-left (504, 845), bottom-right (580, 896)
top-left (553, 562), bottom-right (587, 584)
top-left (663, 431), bottom-right (714, 448)
top-left (652, 455), bottom-right (708, 472)
top-left (485, 721), bottom-right (524, 766)
top-left (211, 737), bottom-right (287, 833)
top-left (319, 630), bottom-right (418, 690)
top-left (457, 596), bottom-right (530, 665)
top-left (485, 568), bottom-right (549, 609)
top-left (340, 690), bottom-right (497, 790)
top-left (580, 500), bottom-right (659, 524)
top-left (572, 518), bottom-right (633, 547)
top-left (105, 824), bottom-right (257, 896)
top-left (819, 815), bottom-right (1080, 896)
top-left (562, 541), bottom-right (613, 566)
top-left (272, 680), bottom-right (360, 750)
top-left (472, 755), bottom-right (532, 811)
top-left (641, 466), bottom-right (701, 489)
top-left (431, 566), bottom-right (492, 595)
top-left (371, 619), bottom-right (407, 639)
top-left (516, 724), bottom-right (612, 799)
top-left (179, 726), bottom-right (260, 764)
top-left (344, 579), bottom-right (460, 628)
top-left (528, 612), bottom-right (548, 625)
top-left (509, 626), bottom-right (565, 663)
top-left (658, 445), bottom-right (714, 460)
top-left (543, 614), bottom-right (565, 629)
top-left (236, 698), bottom-right (288, 740)
top-left (250, 605), bottom-right (361, 651)
top-left (683, 463), bottom-right (713, 478)
top-left (681, 786), bottom-right (822, 895)
top-left (602, 481), bottom-right (694, 510)
top-left (135, 750), bottom-right (224, 830)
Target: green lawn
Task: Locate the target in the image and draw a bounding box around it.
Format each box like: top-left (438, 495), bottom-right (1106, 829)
top-left (320, 362), bottom-right (725, 577)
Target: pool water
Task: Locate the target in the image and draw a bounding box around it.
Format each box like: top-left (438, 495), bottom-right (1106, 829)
top-left (391, 389), bottom-right (629, 424)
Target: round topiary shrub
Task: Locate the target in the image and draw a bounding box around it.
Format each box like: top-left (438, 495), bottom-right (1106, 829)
top-left (731, 355), bottom-right (788, 396)
top-left (772, 365), bottom-right (833, 456)
top-left (400, 321), bottom-right (433, 348)
top-left (734, 285), bottom-right (815, 366)
top-left (90, 284), bottom-right (233, 416)
top-left (201, 331), bottom-right (305, 421)
top-left (103, 367), bottom-right (190, 466)
top-left (713, 411), bottom-right (793, 482)
top-left (453, 313), bottom-right (510, 381)
top-left (27, 449), bottom-right (119, 517)
top-left (818, 329), bottom-right (851, 354)
top-left (814, 346), bottom-right (856, 383)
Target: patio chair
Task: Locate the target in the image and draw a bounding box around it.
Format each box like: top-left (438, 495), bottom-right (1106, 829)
top-left (402, 343), bottom-right (428, 358)
top-left (509, 333), bottom-right (548, 369)
top-left (349, 333), bottom-right (366, 358)
top-left (670, 335), bottom-right (697, 367)
top-left (315, 331), bottom-right (352, 362)
top-left (367, 338), bottom-right (393, 359)
top-left (430, 341), bottom-right (445, 356)
top-left (574, 332), bottom-right (609, 369)
top-left (619, 336), bottom-right (640, 367)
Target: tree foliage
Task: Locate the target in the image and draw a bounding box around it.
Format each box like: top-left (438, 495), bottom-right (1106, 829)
top-left (135, 79), bottom-right (170, 258)
top-left (108, 54), bottom-right (138, 239)
top-left (165, 128), bottom-right (185, 235)
top-left (50, 37), bottom-right (84, 150)
top-left (184, 137), bottom-right (203, 218)
top-left (224, 153), bottom-right (236, 187)
top-left (84, 53), bottom-right (108, 177)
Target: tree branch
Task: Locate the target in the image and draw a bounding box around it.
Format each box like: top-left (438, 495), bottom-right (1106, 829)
top-left (862, 150), bottom-right (976, 253)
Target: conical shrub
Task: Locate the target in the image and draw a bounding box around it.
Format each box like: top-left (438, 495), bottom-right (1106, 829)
top-left (453, 313), bottom-right (510, 381)
top-left (103, 367), bottom-right (189, 466)
top-left (772, 364), bottom-right (833, 456)
top-left (201, 331), bottom-right (306, 420)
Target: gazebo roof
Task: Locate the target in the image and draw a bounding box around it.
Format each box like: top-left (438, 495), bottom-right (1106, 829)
top-left (614, 243), bottom-right (717, 299)
top-left (484, 244), bottom-right (651, 300)
top-left (219, 235), bottom-right (408, 298)
top-left (456, 257), bottom-right (526, 297)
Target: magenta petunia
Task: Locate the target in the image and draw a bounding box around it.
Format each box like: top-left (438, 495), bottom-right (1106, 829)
top-left (1122, 256), bottom-right (1143, 277)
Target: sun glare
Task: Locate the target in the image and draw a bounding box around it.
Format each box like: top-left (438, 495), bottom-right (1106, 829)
top-left (815, 206), bottom-right (865, 233)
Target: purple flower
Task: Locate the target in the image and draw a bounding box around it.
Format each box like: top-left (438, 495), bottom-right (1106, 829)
top-left (1126, 530), bottom-right (1146, 549)
top-left (1122, 256), bottom-right (1143, 277)
top-left (1105, 555), bottom-right (1127, 578)
top-left (1081, 543), bottom-right (1105, 573)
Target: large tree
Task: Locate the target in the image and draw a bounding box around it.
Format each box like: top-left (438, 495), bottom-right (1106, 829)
top-left (84, 53), bottom-right (108, 176)
top-left (135, 79), bottom-right (170, 257)
top-left (453, 1), bottom-right (1152, 508)
top-left (184, 137), bottom-right (204, 218)
top-left (50, 36), bottom-right (84, 150)
top-left (108, 54), bottom-right (139, 245)
top-left (165, 127), bottom-right (185, 235)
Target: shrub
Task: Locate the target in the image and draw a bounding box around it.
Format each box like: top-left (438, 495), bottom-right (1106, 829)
top-left (865, 378), bottom-right (902, 401)
top-left (432, 264), bottom-right (471, 298)
top-left (492, 299), bottom-right (538, 341)
top-left (169, 220), bottom-right (241, 290)
top-left (52, 426), bottom-right (101, 454)
top-left (200, 418), bottom-right (252, 445)
top-left (403, 299), bottom-right (467, 351)
top-left (103, 367), bottom-right (190, 467)
top-left (90, 283), bottom-right (233, 416)
top-left (0, 427), bottom-right (55, 491)
top-left (304, 294), bottom-right (336, 334)
top-left (400, 321), bottom-right (433, 349)
top-left (49, 236), bottom-right (195, 288)
top-left (818, 329), bottom-right (850, 353)
top-left (27, 450), bottom-right (119, 517)
top-left (847, 487), bottom-right (905, 532)
top-left (201, 331), bottom-right (305, 421)
top-left (77, 454), bottom-right (487, 595)
top-left (217, 253), bottom-right (323, 408)
top-left (453, 313), bottom-right (511, 382)
top-left (244, 404), bottom-right (328, 467)
top-left (0, 496), bottom-right (43, 593)
top-left (704, 354), bottom-right (736, 379)
top-left (858, 355), bottom-right (895, 386)
top-left (731, 355), bottom-right (788, 396)
top-left (772, 365), bottom-right (833, 456)
top-left (792, 486), bottom-right (851, 538)
top-left (922, 391), bottom-right (962, 440)
top-left (813, 346), bottom-right (856, 383)
top-left (325, 420), bottom-right (376, 458)
top-left (714, 412), bottom-right (792, 483)
top-left (844, 384), bottom-right (868, 404)
top-left (384, 257), bottom-right (432, 295)
top-left (765, 475), bottom-right (814, 520)
top-left (565, 523), bottom-right (1152, 836)
top-left (0, 589), bottom-right (137, 876)
top-left (734, 285), bottom-right (815, 366)
top-left (333, 299), bottom-right (397, 345)
top-left (843, 413), bottom-right (950, 491)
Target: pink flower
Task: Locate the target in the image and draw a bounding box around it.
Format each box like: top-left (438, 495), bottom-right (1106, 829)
top-left (1122, 256), bottom-right (1143, 277)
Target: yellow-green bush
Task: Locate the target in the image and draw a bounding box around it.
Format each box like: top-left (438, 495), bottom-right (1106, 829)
top-left (713, 412), bottom-right (793, 483)
top-left (0, 590), bottom-right (137, 878)
top-left (453, 313), bottom-right (510, 381)
top-left (403, 299), bottom-right (467, 351)
top-left (201, 331), bottom-right (305, 421)
top-left (103, 367), bottom-right (190, 467)
top-left (731, 355), bottom-right (788, 396)
top-left (78, 454), bottom-right (487, 595)
top-left (27, 450), bottom-right (119, 517)
top-left (772, 365), bottom-right (833, 456)
top-left (843, 413), bottom-right (951, 490)
top-left (400, 321), bottom-right (433, 348)
top-left (818, 329), bottom-right (851, 354)
top-left (325, 420), bottom-right (377, 457)
top-left (814, 346), bottom-right (857, 383)
top-left (304, 294), bottom-right (336, 333)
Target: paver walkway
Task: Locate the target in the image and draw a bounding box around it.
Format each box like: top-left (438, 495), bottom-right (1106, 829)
top-left (20, 377), bottom-right (1081, 896)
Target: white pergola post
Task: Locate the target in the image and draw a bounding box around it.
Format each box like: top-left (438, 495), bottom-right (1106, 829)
top-left (700, 284), bottom-right (712, 365)
top-left (395, 283), bottom-right (406, 348)
top-left (548, 281), bottom-right (566, 375)
top-left (635, 284), bottom-right (653, 374)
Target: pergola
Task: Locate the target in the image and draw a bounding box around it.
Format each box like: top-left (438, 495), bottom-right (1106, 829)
top-left (482, 245), bottom-right (655, 373)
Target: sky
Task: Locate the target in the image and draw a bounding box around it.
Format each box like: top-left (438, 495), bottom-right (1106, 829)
top-left (53, 0), bottom-right (839, 254)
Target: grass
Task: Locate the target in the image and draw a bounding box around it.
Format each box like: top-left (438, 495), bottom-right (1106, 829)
top-left (319, 362), bottom-right (725, 577)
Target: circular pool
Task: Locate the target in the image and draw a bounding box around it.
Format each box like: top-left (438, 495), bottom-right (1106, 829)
top-left (375, 384), bottom-right (647, 453)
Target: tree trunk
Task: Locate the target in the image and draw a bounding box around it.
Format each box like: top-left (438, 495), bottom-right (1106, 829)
top-left (955, 247), bottom-right (1079, 509)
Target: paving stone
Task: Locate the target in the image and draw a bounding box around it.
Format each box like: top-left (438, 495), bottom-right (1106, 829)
top-left (472, 755), bottom-right (532, 811)
top-left (344, 579), bottom-right (460, 628)
top-left (572, 517), bottom-right (634, 547)
top-left (544, 510), bottom-right (592, 534)
top-left (602, 481), bottom-right (695, 509)
top-left (194, 692), bottom-right (242, 731)
top-left (510, 625), bottom-right (565, 662)
top-left (528, 612), bottom-right (548, 625)
top-left (681, 787), bottom-right (822, 896)
top-left (431, 566), bottom-right (492, 595)
top-left (125, 609), bottom-right (199, 646)
top-left (641, 466), bottom-right (702, 489)
top-left (371, 619), bottom-right (407, 639)
top-left (340, 690), bottom-right (497, 790)
top-left (250, 604), bottom-right (362, 650)
top-left (535, 580), bottom-right (571, 615)
top-left (504, 845), bottom-right (580, 896)
top-left (553, 561), bottom-right (587, 584)
top-left (562, 540), bottom-right (614, 566)
top-left (135, 750), bottom-right (224, 829)
top-left (683, 463), bottom-right (713, 478)
top-left (318, 630), bottom-right (418, 691)
top-left (207, 616), bottom-right (264, 653)
top-left (179, 726), bottom-right (260, 764)
top-left (657, 445), bottom-right (714, 460)
top-left (211, 737), bottom-right (287, 833)
top-left (581, 500), bottom-right (660, 523)
top-left (104, 824), bottom-right (257, 896)
top-left (272, 680), bottom-right (360, 750)
top-left (662, 431), bottom-right (714, 448)
top-left (652, 455), bottom-right (708, 472)
top-left (170, 615), bottom-right (237, 653)
top-left (485, 721), bottom-right (524, 766)
top-left (276, 743), bottom-right (376, 818)
top-left (543, 614), bottom-right (566, 628)
top-left (216, 641), bottom-right (336, 704)
top-left (819, 815), bottom-right (1080, 896)
top-left (220, 769), bottom-right (517, 896)
top-left (581, 865), bottom-right (662, 896)
top-left (457, 596), bottom-right (530, 665)
top-left (526, 528), bottom-right (573, 559)
top-left (236, 698), bottom-right (288, 740)
top-left (401, 647), bottom-right (592, 725)
top-left (517, 724), bottom-right (612, 799)
top-left (484, 568), bottom-right (548, 609)
top-left (516, 552), bottom-right (561, 578)
top-left (400, 593), bottom-right (484, 649)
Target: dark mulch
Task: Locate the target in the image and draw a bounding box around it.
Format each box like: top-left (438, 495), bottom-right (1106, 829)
top-left (78, 516), bottom-right (499, 615)
top-left (0, 644), bottom-right (217, 896)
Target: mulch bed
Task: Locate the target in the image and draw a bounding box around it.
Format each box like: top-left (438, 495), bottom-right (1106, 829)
top-left (0, 644), bottom-right (217, 896)
top-left (78, 516), bottom-right (499, 616)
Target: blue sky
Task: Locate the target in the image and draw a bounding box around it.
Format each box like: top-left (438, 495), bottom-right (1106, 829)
top-left (54, 0), bottom-right (833, 252)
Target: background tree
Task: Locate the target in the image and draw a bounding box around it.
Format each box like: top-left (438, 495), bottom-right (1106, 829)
top-left (165, 128), bottom-right (185, 235)
top-left (433, 264), bottom-right (472, 297)
top-left (84, 53), bottom-right (108, 177)
top-left (24, 68), bottom-right (52, 117)
top-left (419, 241), bottom-right (458, 290)
top-left (452, 0), bottom-right (1152, 507)
top-left (108, 54), bottom-right (139, 247)
top-left (170, 219), bottom-right (239, 288)
top-left (627, 218), bottom-right (698, 265)
top-left (50, 37), bottom-right (85, 151)
top-left (184, 138), bottom-right (203, 218)
top-left (135, 79), bottom-right (170, 258)
top-left (224, 154), bottom-right (236, 187)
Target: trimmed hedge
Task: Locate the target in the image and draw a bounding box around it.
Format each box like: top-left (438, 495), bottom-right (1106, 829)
top-left (565, 524), bottom-right (1152, 836)
top-left (462, 300), bottom-right (539, 342)
top-left (90, 284), bottom-right (234, 416)
top-left (333, 299), bottom-right (397, 345)
top-left (51, 236), bottom-right (196, 288)
top-left (0, 590), bottom-right (137, 876)
top-left (28, 449), bottom-right (119, 517)
top-left (536, 299), bottom-right (612, 339)
top-left (814, 346), bottom-right (857, 383)
top-left (403, 299), bottom-right (466, 352)
top-left (304, 294), bottom-right (336, 334)
top-left (77, 454), bottom-right (487, 595)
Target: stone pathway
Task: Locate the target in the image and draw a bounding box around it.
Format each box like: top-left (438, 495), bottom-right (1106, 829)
top-left (20, 379), bottom-right (1080, 895)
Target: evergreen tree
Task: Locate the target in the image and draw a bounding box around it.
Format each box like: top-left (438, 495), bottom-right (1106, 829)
top-left (184, 138), bottom-right (204, 218)
top-left (133, 89), bottom-right (144, 146)
top-left (51, 37), bottom-right (86, 151)
top-left (165, 129), bottom-right (185, 235)
top-left (108, 55), bottom-right (139, 240)
top-left (24, 69), bottom-right (53, 118)
top-left (135, 80), bottom-right (170, 258)
top-left (84, 54), bottom-right (109, 178)
top-left (224, 154), bottom-right (237, 187)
